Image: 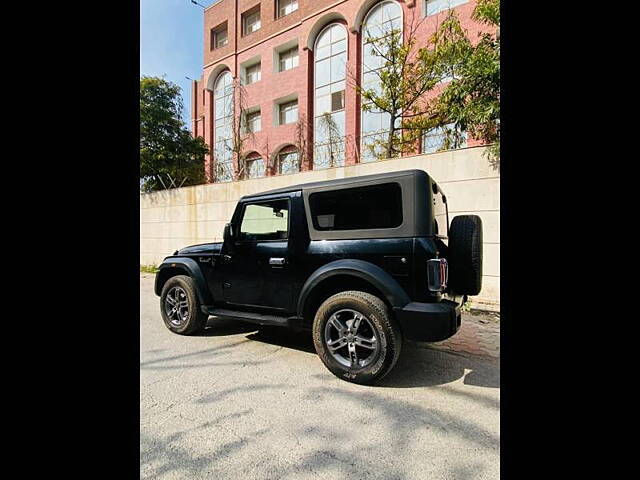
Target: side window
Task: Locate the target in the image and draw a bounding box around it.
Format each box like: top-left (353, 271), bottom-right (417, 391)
top-left (432, 182), bottom-right (448, 237)
top-left (309, 183), bottom-right (403, 231)
top-left (239, 199), bottom-right (289, 241)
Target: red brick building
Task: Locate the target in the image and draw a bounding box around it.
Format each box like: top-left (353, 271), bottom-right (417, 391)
top-left (191, 0), bottom-right (485, 182)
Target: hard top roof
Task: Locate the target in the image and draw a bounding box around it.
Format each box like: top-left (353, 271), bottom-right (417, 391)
top-left (240, 169), bottom-right (430, 200)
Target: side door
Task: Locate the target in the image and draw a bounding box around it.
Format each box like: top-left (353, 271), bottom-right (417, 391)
top-left (221, 196), bottom-right (293, 312)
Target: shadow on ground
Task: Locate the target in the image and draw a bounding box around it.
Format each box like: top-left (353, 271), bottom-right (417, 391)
top-left (197, 317), bottom-right (259, 337)
top-left (143, 317), bottom-right (498, 387)
top-left (142, 376), bottom-right (498, 479)
top-left (202, 317), bottom-right (499, 389)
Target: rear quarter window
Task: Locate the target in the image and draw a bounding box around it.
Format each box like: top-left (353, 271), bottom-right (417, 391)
top-left (309, 182), bottom-right (403, 231)
top-left (432, 182), bottom-right (448, 237)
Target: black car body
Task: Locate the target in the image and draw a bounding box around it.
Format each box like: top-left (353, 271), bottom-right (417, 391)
top-left (155, 169), bottom-right (483, 383)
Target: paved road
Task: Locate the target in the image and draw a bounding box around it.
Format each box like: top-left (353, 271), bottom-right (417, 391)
top-left (140, 273), bottom-right (500, 479)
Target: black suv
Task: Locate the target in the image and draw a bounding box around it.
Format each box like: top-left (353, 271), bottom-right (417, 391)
top-left (155, 169), bottom-right (482, 384)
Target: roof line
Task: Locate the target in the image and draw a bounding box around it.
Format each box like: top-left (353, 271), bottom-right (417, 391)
top-left (241, 169), bottom-right (426, 199)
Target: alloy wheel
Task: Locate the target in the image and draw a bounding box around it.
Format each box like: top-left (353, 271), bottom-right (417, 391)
top-left (324, 309), bottom-right (381, 369)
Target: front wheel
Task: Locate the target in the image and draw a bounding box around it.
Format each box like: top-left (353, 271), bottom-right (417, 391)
top-left (312, 291), bottom-right (402, 385)
top-left (160, 275), bottom-right (208, 335)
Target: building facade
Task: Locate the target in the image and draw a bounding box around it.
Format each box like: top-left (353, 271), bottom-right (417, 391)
top-left (191, 0), bottom-right (486, 182)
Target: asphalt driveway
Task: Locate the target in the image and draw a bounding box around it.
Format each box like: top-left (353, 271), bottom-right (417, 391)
top-left (140, 273), bottom-right (500, 479)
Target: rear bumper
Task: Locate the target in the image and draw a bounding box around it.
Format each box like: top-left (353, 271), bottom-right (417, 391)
top-left (393, 300), bottom-right (462, 342)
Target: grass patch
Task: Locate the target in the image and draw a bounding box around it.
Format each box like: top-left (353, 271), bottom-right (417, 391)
top-left (140, 265), bottom-right (159, 274)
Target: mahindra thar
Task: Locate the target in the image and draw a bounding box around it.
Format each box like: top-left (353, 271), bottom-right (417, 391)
top-left (155, 169), bottom-right (482, 384)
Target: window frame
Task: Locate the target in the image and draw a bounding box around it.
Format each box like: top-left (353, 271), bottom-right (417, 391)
top-left (242, 7), bottom-right (261, 36)
top-left (244, 110), bottom-right (262, 133)
top-left (276, 150), bottom-right (300, 174)
top-left (424, 0), bottom-right (468, 17)
top-left (313, 22), bottom-right (348, 170)
top-left (213, 71), bottom-right (234, 182)
top-left (360, 1), bottom-right (403, 163)
top-left (244, 62), bottom-right (261, 85)
top-left (308, 182), bottom-right (404, 232)
top-left (245, 156), bottom-right (266, 179)
top-left (278, 47), bottom-right (299, 72)
top-left (302, 174), bottom-right (418, 241)
top-left (421, 122), bottom-right (468, 154)
top-left (211, 24), bottom-right (228, 50)
top-left (236, 198), bottom-right (291, 244)
top-left (278, 100), bottom-right (298, 125)
top-left (276, 0), bottom-right (299, 19)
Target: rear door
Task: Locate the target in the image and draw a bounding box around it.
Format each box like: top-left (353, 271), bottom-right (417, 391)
top-left (221, 196), bottom-right (293, 311)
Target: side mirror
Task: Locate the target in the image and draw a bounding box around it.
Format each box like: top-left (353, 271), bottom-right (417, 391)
top-left (223, 223), bottom-right (234, 242)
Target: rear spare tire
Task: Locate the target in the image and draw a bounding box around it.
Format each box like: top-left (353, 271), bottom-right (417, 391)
top-left (448, 215), bottom-right (483, 295)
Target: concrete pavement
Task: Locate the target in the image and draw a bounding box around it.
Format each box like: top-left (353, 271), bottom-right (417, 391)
top-left (140, 273), bottom-right (500, 479)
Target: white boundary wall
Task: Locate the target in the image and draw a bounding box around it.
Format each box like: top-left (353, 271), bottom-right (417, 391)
top-left (141, 146), bottom-right (499, 310)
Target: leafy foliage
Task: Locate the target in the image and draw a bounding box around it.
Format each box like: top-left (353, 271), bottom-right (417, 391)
top-left (428, 0), bottom-right (501, 168)
top-left (140, 76), bottom-right (208, 192)
top-left (355, 15), bottom-right (442, 159)
top-left (353, 1), bottom-right (500, 167)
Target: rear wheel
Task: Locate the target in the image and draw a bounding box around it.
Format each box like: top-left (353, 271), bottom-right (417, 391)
top-left (312, 291), bottom-right (402, 385)
top-left (160, 275), bottom-right (208, 335)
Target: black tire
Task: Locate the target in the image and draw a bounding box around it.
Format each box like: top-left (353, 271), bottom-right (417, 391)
top-left (160, 275), bottom-right (208, 335)
top-left (448, 215), bottom-right (483, 295)
top-left (312, 291), bottom-right (402, 385)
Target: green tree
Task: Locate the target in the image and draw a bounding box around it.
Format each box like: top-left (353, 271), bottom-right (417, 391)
top-left (427, 0), bottom-right (501, 168)
top-left (352, 1), bottom-right (500, 167)
top-left (353, 14), bottom-right (441, 160)
top-left (140, 76), bottom-right (208, 192)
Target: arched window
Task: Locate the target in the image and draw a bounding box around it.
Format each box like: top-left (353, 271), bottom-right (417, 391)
top-left (276, 147), bottom-right (300, 175)
top-left (361, 1), bottom-right (402, 162)
top-left (313, 23), bottom-right (347, 170)
top-left (245, 153), bottom-right (265, 179)
top-left (214, 71), bottom-right (233, 181)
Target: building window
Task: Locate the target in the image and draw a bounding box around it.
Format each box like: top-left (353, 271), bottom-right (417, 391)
top-left (245, 110), bottom-right (261, 133)
top-left (245, 63), bottom-right (261, 85)
top-left (214, 71), bottom-right (234, 182)
top-left (425, 0), bottom-right (468, 16)
top-left (211, 23), bottom-right (228, 50)
top-left (277, 150), bottom-right (299, 174)
top-left (278, 47), bottom-right (299, 72)
top-left (278, 100), bottom-right (298, 125)
top-left (277, 0), bottom-right (298, 18)
top-left (242, 7), bottom-right (261, 36)
top-left (309, 183), bottom-right (403, 231)
top-left (313, 23), bottom-right (347, 170)
top-left (361, 1), bottom-right (402, 162)
top-left (422, 123), bottom-right (467, 153)
top-left (245, 156), bottom-right (265, 178)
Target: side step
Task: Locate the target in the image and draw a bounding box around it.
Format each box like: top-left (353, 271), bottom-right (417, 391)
top-left (203, 307), bottom-right (299, 328)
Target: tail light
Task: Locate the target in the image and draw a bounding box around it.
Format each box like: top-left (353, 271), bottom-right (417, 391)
top-left (427, 258), bottom-right (448, 292)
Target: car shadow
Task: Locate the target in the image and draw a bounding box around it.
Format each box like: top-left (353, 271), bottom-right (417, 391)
top-left (196, 317), bottom-right (499, 389)
top-left (246, 325), bottom-right (317, 354)
top-left (195, 317), bottom-right (259, 337)
top-left (230, 321), bottom-right (499, 389)
top-left (377, 341), bottom-right (499, 389)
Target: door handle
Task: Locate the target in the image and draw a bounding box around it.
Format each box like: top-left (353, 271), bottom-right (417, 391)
top-left (269, 257), bottom-right (286, 266)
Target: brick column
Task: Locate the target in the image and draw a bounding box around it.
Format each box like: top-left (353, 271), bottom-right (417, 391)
top-left (345, 27), bottom-right (361, 165)
top-left (204, 86), bottom-right (214, 183)
top-left (302, 47), bottom-right (314, 172)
